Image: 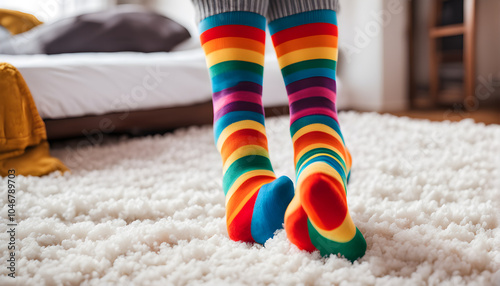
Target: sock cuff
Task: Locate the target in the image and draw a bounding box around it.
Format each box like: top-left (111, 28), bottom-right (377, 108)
top-left (267, 0), bottom-right (339, 23)
top-left (268, 9), bottom-right (337, 35)
top-left (192, 0), bottom-right (268, 23)
top-left (198, 11), bottom-right (267, 34)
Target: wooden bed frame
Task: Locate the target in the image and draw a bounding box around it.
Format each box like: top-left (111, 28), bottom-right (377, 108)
top-left (44, 101), bottom-right (290, 140)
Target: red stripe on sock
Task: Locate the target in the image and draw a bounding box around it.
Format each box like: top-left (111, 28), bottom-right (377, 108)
top-left (227, 190), bottom-right (259, 243)
top-left (285, 205), bottom-right (316, 251)
top-left (271, 23), bottom-right (338, 47)
top-left (201, 25), bottom-right (266, 45)
top-left (293, 131), bottom-right (345, 159)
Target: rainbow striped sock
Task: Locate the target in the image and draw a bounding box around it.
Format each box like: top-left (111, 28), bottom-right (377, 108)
top-left (200, 11), bottom-right (294, 244)
top-left (269, 10), bottom-right (367, 261)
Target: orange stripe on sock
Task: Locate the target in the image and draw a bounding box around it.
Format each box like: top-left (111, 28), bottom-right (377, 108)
top-left (293, 131), bottom-right (345, 160)
top-left (227, 176), bottom-right (275, 211)
top-left (226, 176), bottom-right (274, 226)
top-left (274, 35), bottom-right (338, 58)
top-left (202, 37), bottom-right (265, 55)
top-left (220, 129), bottom-right (268, 162)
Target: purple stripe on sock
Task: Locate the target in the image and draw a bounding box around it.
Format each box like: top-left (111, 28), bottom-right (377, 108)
top-left (285, 77), bottom-right (336, 95)
top-left (213, 81), bottom-right (263, 102)
top-left (289, 96), bottom-right (336, 116)
top-left (214, 101), bottom-right (264, 122)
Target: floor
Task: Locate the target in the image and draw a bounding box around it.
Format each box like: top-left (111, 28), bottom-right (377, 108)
top-left (384, 107), bottom-right (500, 125)
top-left (29, 113), bottom-right (500, 285)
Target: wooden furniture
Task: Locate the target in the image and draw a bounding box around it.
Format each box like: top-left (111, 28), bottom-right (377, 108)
top-left (428, 0), bottom-right (476, 107)
top-left (44, 102), bottom-right (290, 140)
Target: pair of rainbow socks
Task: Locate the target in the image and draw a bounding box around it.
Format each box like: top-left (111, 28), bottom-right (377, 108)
top-left (200, 10), bottom-right (366, 262)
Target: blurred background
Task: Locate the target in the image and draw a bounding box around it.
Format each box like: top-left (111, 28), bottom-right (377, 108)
top-left (1, 0), bottom-right (499, 131)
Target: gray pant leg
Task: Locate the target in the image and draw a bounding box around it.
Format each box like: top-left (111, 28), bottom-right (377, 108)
top-left (191, 0), bottom-right (269, 22)
top-left (267, 0), bottom-right (339, 22)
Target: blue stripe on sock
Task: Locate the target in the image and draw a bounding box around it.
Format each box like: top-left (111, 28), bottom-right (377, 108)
top-left (214, 111), bottom-right (265, 141)
top-left (199, 11), bottom-right (266, 34)
top-left (284, 69), bottom-right (336, 86)
top-left (268, 10), bottom-right (337, 35)
top-left (212, 71), bottom-right (263, 93)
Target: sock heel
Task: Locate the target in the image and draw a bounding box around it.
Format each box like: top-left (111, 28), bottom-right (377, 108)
top-left (300, 173), bottom-right (347, 231)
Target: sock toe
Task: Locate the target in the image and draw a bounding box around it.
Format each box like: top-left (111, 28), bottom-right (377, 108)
top-left (251, 176), bottom-right (294, 244)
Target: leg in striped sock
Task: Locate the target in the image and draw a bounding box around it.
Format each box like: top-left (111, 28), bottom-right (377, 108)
top-left (197, 8), bottom-right (294, 244)
top-left (268, 6), bottom-right (366, 261)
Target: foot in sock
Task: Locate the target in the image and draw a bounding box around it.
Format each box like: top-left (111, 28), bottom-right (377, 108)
top-left (269, 10), bottom-right (366, 261)
top-left (199, 11), bottom-right (294, 244)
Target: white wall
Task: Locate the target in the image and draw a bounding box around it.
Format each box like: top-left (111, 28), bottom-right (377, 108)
top-left (338, 0), bottom-right (409, 111)
top-left (337, 0), bottom-right (384, 111)
top-left (0, 0), bottom-right (111, 23)
top-left (381, 0), bottom-right (409, 111)
top-left (475, 0), bottom-right (500, 92)
top-left (153, 0), bottom-right (198, 37)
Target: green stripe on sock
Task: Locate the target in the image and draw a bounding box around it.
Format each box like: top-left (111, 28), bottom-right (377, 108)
top-left (222, 155), bottom-right (274, 194)
top-left (210, 61), bottom-right (264, 78)
top-left (281, 59), bottom-right (336, 78)
top-left (307, 219), bottom-right (367, 262)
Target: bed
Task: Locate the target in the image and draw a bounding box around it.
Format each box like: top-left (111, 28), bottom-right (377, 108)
top-left (2, 44), bottom-right (348, 140)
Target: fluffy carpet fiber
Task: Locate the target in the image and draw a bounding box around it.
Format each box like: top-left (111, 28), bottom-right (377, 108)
top-left (1, 112), bottom-right (500, 285)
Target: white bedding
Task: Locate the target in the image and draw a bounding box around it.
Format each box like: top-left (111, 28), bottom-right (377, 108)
top-left (1, 48), bottom-right (346, 119)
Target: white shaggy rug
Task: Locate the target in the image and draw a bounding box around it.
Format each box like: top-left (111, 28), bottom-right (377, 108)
top-left (1, 112), bottom-right (500, 285)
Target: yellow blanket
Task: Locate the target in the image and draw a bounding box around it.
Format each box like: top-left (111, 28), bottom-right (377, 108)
top-left (0, 63), bottom-right (68, 177)
top-left (0, 9), bottom-right (43, 35)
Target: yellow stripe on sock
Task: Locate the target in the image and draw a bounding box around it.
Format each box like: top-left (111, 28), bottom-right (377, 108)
top-left (216, 120), bottom-right (267, 152)
top-left (284, 195), bottom-right (302, 219)
top-left (225, 169), bottom-right (276, 206)
top-left (202, 37), bottom-right (265, 55)
top-left (292, 123), bottom-right (343, 144)
top-left (310, 212), bottom-right (357, 242)
top-left (222, 145), bottom-right (269, 173)
top-left (274, 35), bottom-right (338, 58)
top-left (226, 171), bottom-right (276, 227)
top-left (206, 48), bottom-right (264, 67)
top-left (278, 47), bottom-right (338, 68)
top-left (226, 184), bottom-right (262, 227)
